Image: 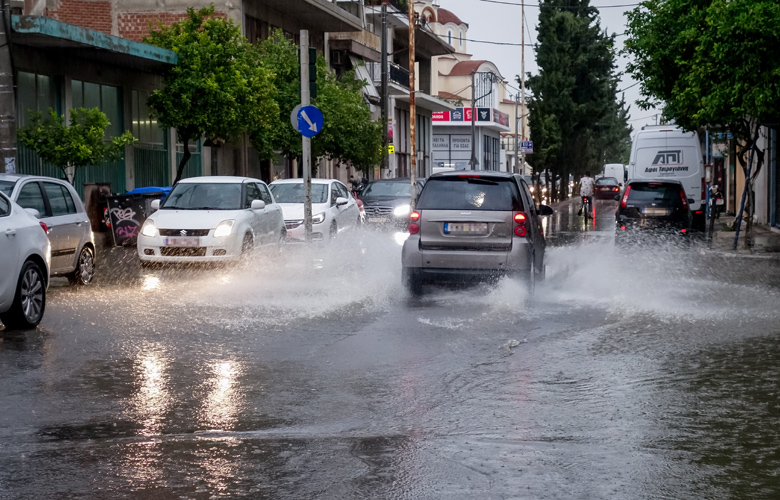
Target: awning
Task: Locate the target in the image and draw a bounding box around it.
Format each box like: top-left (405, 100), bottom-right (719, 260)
top-left (395, 92), bottom-right (456, 113)
top-left (11, 15), bottom-right (177, 72)
top-left (255, 0), bottom-right (362, 32)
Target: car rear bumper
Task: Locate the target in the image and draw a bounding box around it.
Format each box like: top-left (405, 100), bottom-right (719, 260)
top-left (402, 235), bottom-right (532, 274)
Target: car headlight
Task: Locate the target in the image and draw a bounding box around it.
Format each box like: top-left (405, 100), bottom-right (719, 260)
top-left (312, 213), bottom-right (325, 224)
top-left (213, 220), bottom-right (235, 238)
top-left (393, 204), bottom-right (411, 217)
top-left (141, 219), bottom-right (157, 237)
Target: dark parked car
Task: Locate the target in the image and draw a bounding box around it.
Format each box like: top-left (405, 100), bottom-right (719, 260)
top-left (358, 177), bottom-right (425, 228)
top-left (615, 180), bottom-right (692, 245)
top-left (401, 171), bottom-right (553, 294)
top-left (594, 176), bottom-right (621, 199)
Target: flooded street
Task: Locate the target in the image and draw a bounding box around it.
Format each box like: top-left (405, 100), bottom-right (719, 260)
top-left (2, 199), bottom-right (780, 499)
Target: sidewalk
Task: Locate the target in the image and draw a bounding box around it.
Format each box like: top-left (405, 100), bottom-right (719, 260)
top-left (711, 219), bottom-right (780, 254)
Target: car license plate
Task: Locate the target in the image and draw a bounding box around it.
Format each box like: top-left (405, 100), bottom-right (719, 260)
top-left (163, 237), bottom-right (200, 247)
top-left (716, 199), bottom-right (724, 205)
top-left (444, 222), bottom-right (488, 235)
top-left (641, 207), bottom-right (670, 216)
top-left (368, 217), bottom-right (388, 223)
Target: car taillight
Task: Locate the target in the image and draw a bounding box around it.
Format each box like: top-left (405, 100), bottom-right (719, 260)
top-left (680, 190), bottom-right (689, 210)
top-left (614, 187), bottom-right (619, 192)
top-left (701, 177), bottom-right (706, 203)
top-left (681, 228), bottom-right (687, 234)
top-left (620, 185), bottom-right (631, 208)
top-left (39, 222), bottom-right (49, 234)
top-left (514, 211), bottom-right (527, 237)
top-left (409, 211), bottom-right (420, 234)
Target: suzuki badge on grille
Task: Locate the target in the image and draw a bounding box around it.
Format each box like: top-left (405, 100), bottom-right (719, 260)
top-left (180, 230), bottom-right (187, 236)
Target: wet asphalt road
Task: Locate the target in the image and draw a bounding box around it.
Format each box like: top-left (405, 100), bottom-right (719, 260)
top-left (3, 199), bottom-right (780, 499)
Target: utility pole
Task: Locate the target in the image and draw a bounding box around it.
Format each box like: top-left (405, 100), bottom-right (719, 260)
top-left (408, 0), bottom-right (417, 209)
top-left (380, 3), bottom-right (388, 180)
top-left (300, 30), bottom-right (313, 242)
top-left (514, 94), bottom-right (519, 174)
top-left (0, 0), bottom-right (17, 174)
top-left (520, 0), bottom-right (526, 176)
top-left (469, 71), bottom-right (477, 169)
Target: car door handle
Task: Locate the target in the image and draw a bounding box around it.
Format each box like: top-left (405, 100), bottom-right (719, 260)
top-left (5, 228), bottom-right (16, 237)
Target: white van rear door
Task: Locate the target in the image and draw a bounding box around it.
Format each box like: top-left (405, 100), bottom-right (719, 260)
top-left (634, 146), bottom-right (702, 207)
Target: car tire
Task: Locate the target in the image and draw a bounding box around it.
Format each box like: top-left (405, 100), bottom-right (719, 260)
top-left (1, 260), bottom-right (46, 331)
top-left (403, 268), bottom-right (423, 296)
top-left (527, 254), bottom-right (536, 296)
top-left (67, 246), bottom-right (95, 285)
top-left (241, 233), bottom-right (253, 256)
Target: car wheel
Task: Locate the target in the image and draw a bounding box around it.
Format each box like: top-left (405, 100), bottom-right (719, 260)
top-left (527, 254), bottom-right (536, 296)
top-left (67, 246), bottom-right (95, 285)
top-left (241, 233), bottom-right (253, 255)
top-left (1, 260), bottom-right (46, 330)
top-left (403, 268), bottom-right (423, 296)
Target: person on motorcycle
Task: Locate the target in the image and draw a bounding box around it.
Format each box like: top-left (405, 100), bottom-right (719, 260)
top-left (578, 171), bottom-right (595, 216)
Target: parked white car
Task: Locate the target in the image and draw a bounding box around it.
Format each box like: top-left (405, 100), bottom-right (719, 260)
top-left (0, 192), bottom-right (51, 330)
top-left (269, 178), bottom-right (360, 242)
top-left (137, 176), bottom-right (285, 264)
top-left (0, 174), bottom-right (95, 285)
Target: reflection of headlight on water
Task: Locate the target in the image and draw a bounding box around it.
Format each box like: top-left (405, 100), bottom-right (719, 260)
top-left (393, 204), bottom-right (411, 217)
top-left (142, 276), bottom-right (160, 291)
top-left (393, 232), bottom-right (409, 246)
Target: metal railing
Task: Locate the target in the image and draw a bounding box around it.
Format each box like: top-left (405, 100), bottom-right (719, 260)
top-left (366, 61), bottom-right (410, 89)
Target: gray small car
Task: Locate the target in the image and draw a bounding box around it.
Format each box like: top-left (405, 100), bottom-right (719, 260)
top-left (402, 171), bottom-right (553, 294)
top-left (0, 174), bottom-right (96, 285)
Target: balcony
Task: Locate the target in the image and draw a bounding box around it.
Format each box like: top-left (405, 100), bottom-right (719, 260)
top-left (329, 30), bottom-right (381, 62)
top-left (366, 61), bottom-right (410, 89)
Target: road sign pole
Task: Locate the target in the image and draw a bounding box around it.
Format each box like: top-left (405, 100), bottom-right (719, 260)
top-left (301, 30), bottom-right (312, 243)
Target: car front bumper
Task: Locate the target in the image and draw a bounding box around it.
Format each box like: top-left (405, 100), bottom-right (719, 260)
top-left (137, 232), bottom-right (242, 263)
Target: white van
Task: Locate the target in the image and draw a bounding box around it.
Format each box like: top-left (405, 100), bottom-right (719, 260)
top-left (628, 125), bottom-right (705, 227)
top-left (603, 163), bottom-right (626, 185)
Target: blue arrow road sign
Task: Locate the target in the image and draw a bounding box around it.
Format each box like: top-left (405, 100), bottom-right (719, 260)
top-left (297, 105), bottom-right (323, 138)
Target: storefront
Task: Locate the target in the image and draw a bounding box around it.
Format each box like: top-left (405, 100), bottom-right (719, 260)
top-left (431, 107), bottom-right (510, 171)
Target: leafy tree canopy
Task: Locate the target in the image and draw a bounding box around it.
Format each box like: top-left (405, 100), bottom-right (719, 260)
top-left (255, 30), bottom-right (382, 173)
top-left (18, 108), bottom-right (135, 185)
top-left (145, 5), bottom-right (278, 183)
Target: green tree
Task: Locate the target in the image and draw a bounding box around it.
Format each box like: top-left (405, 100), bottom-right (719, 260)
top-left (145, 5), bottom-right (278, 184)
top-left (526, 0), bottom-right (631, 201)
top-left (255, 30), bottom-right (382, 173)
top-left (624, 0), bottom-right (780, 246)
top-left (18, 107), bottom-right (135, 185)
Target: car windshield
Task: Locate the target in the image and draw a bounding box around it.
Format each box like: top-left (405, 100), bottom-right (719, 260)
top-left (0, 180), bottom-right (15, 196)
top-left (162, 183), bottom-right (242, 210)
top-left (628, 183), bottom-right (684, 206)
top-left (596, 177), bottom-right (618, 185)
top-left (417, 177), bottom-right (522, 211)
top-left (270, 183), bottom-right (329, 204)
top-left (361, 181), bottom-right (411, 198)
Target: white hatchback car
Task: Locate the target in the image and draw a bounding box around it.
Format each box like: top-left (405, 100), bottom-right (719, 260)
top-left (0, 174), bottom-right (95, 285)
top-left (0, 192), bottom-right (51, 330)
top-left (269, 178), bottom-right (360, 242)
top-left (137, 176), bottom-right (285, 264)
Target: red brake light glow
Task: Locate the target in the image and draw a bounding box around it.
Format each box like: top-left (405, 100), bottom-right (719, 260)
top-left (514, 213), bottom-right (527, 223)
top-left (514, 226), bottom-right (527, 237)
top-left (620, 185), bottom-right (631, 208)
top-left (409, 211), bottom-right (420, 222)
top-left (457, 174), bottom-right (481, 178)
top-left (681, 228), bottom-right (687, 234)
top-left (680, 190), bottom-right (689, 210)
top-left (39, 222), bottom-right (49, 234)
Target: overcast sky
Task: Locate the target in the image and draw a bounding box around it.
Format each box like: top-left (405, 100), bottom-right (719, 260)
top-left (439, 0), bottom-right (661, 129)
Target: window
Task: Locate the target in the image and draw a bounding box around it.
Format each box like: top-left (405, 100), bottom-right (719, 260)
top-left (17, 182), bottom-right (47, 216)
top-left (459, 31), bottom-right (463, 47)
top-left (72, 80), bottom-right (122, 138)
top-left (132, 90), bottom-right (165, 147)
top-left (43, 182), bottom-right (77, 216)
top-left (0, 194), bottom-right (9, 217)
top-left (417, 177), bottom-right (523, 211)
top-left (245, 183), bottom-right (262, 207)
top-left (17, 72), bottom-right (59, 127)
top-left (330, 184), bottom-right (340, 205)
top-left (257, 184), bottom-right (273, 204)
top-left (336, 183), bottom-right (350, 199)
top-left (447, 29), bottom-right (452, 46)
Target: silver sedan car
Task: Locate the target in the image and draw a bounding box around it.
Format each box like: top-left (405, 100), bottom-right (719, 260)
top-left (0, 174), bottom-right (95, 285)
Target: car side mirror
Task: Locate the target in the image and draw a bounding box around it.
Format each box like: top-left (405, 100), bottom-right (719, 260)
top-left (150, 199), bottom-right (161, 210)
top-left (614, 195), bottom-right (621, 202)
top-left (251, 199), bottom-right (266, 210)
top-left (24, 208), bottom-right (41, 219)
top-left (336, 196), bottom-right (349, 207)
top-left (538, 204), bottom-right (554, 216)
top-left (688, 198), bottom-right (695, 204)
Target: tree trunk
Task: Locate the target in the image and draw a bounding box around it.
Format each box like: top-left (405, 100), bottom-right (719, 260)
top-left (174, 136), bottom-right (191, 186)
